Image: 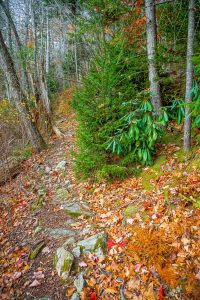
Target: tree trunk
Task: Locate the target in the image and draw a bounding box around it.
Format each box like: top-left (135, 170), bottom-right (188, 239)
top-left (0, 0), bottom-right (30, 94)
top-left (0, 29), bottom-right (46, 152)
top-left (184, 0), bottom-right (195, 152)
top-left (145, 0), bottom-right (161, 114)
top-left (46, 8), bottom-right (50, 74)
top-left (71, 0), bottom-right (79, 82)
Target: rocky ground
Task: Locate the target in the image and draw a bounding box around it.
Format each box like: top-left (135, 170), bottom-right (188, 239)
top-left (0, 103), bottom-right (200, 300)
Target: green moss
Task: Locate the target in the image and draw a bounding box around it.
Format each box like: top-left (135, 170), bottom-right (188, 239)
top-left (94, 237), bottom-right (106, 252)
top-left (159, 132), bottom-right (182, 146)
top-left (187, 154), bottom-right (200, 171)
top-left (29, 242), bottom-right (45, 260)
top-left (173, 144), bottom-right (200, 166)
top-left (56, 188), bottom-right (69, 200)
top-left (61, 259), bottom-right (72, 274)
top-left (123, 205), bottom-right (138, 219)
top-left (140, 155), bottom-right (166, 191)
top-left (12, 144), bottom-right (33, 162)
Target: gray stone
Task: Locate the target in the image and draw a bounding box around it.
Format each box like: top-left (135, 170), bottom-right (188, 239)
top-left (63, 237), bottom-right (75, 249)
top-left (34, 226), bottom-right (44, 234)
top-left (64, 180), bottom-right (71, 186)
top-left (45, 228), bottom-right (76, 238)
top-left (55, 160), bottom-right (67, 171)
top-left (39, 297), bottom-right (51, 300)
top-left (55, 247), bottom-right (74, 281)
top-left (56, 188), bottom-right (69, 200)
top-left (64, 219), bottom-right (78, 226)
top-left (80, 226), bottom-right (91, 236)
top-left (73, 232), bottom-right (106, 257)
top-left (74, 272), bottom-right (85, 293)
top-left (72, 246), bottom-right (81, 258)
top-left (45, 166), bottom-right (51, 173)
top-left (62, 203), bottom-right (92, 218)
top-left (70, 292), bottom-right (80, 300)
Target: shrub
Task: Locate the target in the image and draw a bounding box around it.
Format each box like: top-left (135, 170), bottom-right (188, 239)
top-left (72, 35), bottom-right (148, 180)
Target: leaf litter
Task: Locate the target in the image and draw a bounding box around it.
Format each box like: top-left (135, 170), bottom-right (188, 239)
top-left (0, 99), bottom-right (200, 299)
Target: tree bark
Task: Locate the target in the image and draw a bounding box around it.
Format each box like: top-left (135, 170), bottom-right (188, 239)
top-left (0, 29), bottom-right (46, 152)
top-left (145, 0), bottom-right (161, 114)
top-left (184, 0), bottom-right (195, 152)
top-left (46, 7), bottom-right (50, 74)
top-left (0, 0), bottom-right (30, 94)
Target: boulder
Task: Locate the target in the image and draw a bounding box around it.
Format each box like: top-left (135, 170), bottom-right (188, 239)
top-left (55, 247), bottom-right (74, 281)
top-left (74, 272), bottom-right (85, 293)
top-left (71, 292), bottom-right (80, 300)
top-left (62, 203), bottom-right (92, 218)
top-left (45, 228), bottom-right (76, 238)
top-left (72, 232), bottom-right (106, 258)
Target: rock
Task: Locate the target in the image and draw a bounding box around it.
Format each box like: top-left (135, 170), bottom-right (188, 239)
top-left (64, 219), bottom-right (78, 226)
top-left (72, 246), bottom-right (81, 258)
top-left (45, 228), bottom-right (76, 238)
top-left (64, 180), bottom-right (71, 186)
top-left (55, 247), bottom-right (74, 281)
top-left (63, 237), bottom-right (75, 249)
top-left (34, 226), bottom-right (44, 234)
top-left (62, 203), bottom-right (92, 218)
top-left (79, 226), bottom-right (91, 236)
top-left (74, 272), bottom-right (85, 293)
top-left (71, 292), bottom-right (80, 300)
top-left (56, 188), bottom-right (69, 201)
top-left (29, 241), bottom-right (45, 260)
top-left (39, 297), bottom-right (51, 300)
top-left (45, 166), bottom-right (51, 173)
top-left (123, 205), bottom-right (138, 220)
top-left (72, 232), bottom-right (106, 257)
top-left (55, 160), bottom-right (67, 171)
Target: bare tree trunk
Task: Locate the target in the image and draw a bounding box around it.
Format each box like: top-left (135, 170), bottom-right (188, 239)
top-left (184, 0), bottom-right (195, 152)
top-left (0, 29), bottom-right (46, 152)
top-left (5, 0), bottom-right (13, 53)
top-left (0, 0), bottom-right (30, 94)
top-left (30, 0), bottom-right (51, 114)
top-left (145, 0), bottom-right (161, 114)
top-left (70, 0), bottom-right (79, 82)
top-left (46, 7), bottom-right (50, 74)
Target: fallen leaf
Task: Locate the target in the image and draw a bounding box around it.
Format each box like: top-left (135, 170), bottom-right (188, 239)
top-left (66, 287), bottom-right (75, 297)
top-left (13, 272), bottom-right (22, 280)
top-left (90, 291), bottom-right (97, 300)
top-left (33, 271), bottom-right (44, 279)
top-left (29, 279), bottom-right (41, 287)
top-left (107, 239), bottom-right (116, 249)
top-left (79, 261), bottom-right (87, 268)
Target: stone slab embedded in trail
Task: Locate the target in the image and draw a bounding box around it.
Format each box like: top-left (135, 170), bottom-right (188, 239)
top-left (55, 247), bottom-right (74, 281)
top-left (74, 272), bottom-right (85, 293)
top-left (72, 232), bottom-right (107, 257)
top-left (45, 228), bottom-right (76, 238)
top-left (61, 202), bottom-right (92, 218)
top-left (70, 292), bottom-right (80, 300)
top-left (55, 160), bottom-right (67, 171)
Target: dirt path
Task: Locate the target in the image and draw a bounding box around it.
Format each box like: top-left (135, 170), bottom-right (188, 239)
top-left (1, 106), bottom-right (200, 300)
top-left (0, 112), bottom-right (91, 299)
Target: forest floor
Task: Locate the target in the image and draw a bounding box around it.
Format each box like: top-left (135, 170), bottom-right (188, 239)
top-left (0, 92), bottom-right (200, 300)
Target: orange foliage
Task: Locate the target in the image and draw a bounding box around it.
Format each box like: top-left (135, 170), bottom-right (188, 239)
top-left (121, 0), bottom-right (146, 46)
